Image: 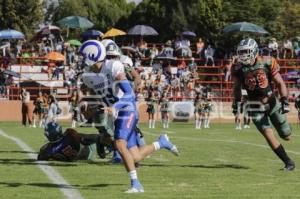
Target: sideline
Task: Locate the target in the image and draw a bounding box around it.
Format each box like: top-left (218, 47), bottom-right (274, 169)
top-left (143, 131), bottom-right (300, 156)
top-left (0, 129), bottom-right (84, 199)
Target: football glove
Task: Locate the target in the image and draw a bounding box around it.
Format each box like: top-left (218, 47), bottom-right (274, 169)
top-left (280, 96), bottom-right (290, 114)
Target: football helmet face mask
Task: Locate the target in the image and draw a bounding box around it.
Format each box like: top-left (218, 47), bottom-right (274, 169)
top-left (79, 40), bottom-right (106, 67)
top-left (237, 38), bottom-right (258, 65)
top-left (102, 39), bottom-right (121, 57)
top-left (44, 122), bottom-right (63, 142)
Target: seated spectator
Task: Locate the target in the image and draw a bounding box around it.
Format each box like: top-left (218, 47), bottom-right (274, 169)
top-left (176, 59), bottom-right (187, 77)
top-left (282, 39), bottom-right (293, 59)
top-left (204, 45), bottom-right (215, 66)
top-left (175, 37), bottom-right (192, 58)
top-left (196, 38), bottom-right (205, 58)
top-left (268, 38), bottom-right (279, 58)
top-left (160, 40), bottom-right (174, 57)
top-left (137, 39), bottom-right (148, 57)
top-left (149, 44), bottom-right (159, 66)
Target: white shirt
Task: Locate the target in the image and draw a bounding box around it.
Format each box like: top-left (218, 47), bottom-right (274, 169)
top-left (81, 59), bottom-right (125, 106)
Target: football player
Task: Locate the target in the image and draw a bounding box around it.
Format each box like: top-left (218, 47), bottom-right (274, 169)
top-left (38, 122), bottom-right (112, 161)
top-left (79, 40), bottom-right (179, 193)
top-left (232, 38), bottom-right (295, 171)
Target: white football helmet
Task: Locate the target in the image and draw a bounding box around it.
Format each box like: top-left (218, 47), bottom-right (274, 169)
top-left (237, 38), bottom-right (258, 65)
top-left (102, 39), bottom-right (121, 57)
top-left (79, 40), bottom-right (106, 66)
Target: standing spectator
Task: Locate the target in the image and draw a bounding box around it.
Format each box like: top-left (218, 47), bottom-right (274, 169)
top-left (146, 94), bottom-right (157, 129)
top-left (196, 38), bottom-right (205, 58)
top-left (47, 94), bottom-right (60, 123)
top-left (149, 44), bottom-right (159, 66)
top-left (282, 39), bottom-right (293, 59)
top-left (293, 40), bottom-right (300, 59)
top-left (204, 45), bottom-right (215, 66)
top-left (159, 93), bottom-right (170, 129)
top-left (20, 88), bottom-right (32, 127)
top-left (268, 38), bottom-right (279, 58)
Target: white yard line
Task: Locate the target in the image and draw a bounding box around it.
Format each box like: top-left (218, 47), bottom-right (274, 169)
top-left (0, 129), bottom-right (84, 199)
top-left (143, 131), bottom-right (300, 156)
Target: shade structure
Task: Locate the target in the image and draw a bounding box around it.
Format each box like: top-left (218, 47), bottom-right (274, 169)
top-left (127, 25), bottom-right (158, 36)
top-left (223, 22), bottom-right (269, 34)
top-left (0, 29), bottom-right (24, 40)
top-left (45, 52), bottom-right (65, 61)
top-left (182, 31), bottom-right (196, 37)
top-left (81, 29), bottom-right (103, 38)
top-left (68, 39), bottom-right (82, 46)
top-left (102, 28), bottom-right (126, 38)
top-left (57, 16), bottom-right (94, 29)
top-left (3, 70), bottom-right (21, 78)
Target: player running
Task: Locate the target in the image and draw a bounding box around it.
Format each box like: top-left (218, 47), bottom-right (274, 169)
top-left (232, 38), bottom-right (295, 171)
top-left (79, 40), bottom-right (179, 193)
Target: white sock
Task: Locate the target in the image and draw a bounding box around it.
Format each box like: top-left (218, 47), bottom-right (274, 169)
top-left (129, 170), bottom-right (138, 180)
top-left (153, 141), bottom-right (160, 150)
top-left (166, 121), bottom-right (169, 128)
top-left (33, 119), bottom-right (36, 127)
top-left (199, 120), bottom-right (202, 129)
top-left (149, 120), bottom-right (152, 128)
top-left (207, 120), bottom-right (210, 128)
top-left (39, 120), bottom-right (43, 127)
top-left (152, 120), bottom-right (155, 128)
top-left (195, 120), bottom-right (199, 129)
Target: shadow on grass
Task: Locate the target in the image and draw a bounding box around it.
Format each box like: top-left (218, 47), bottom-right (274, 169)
top-left (140, 163), bottom-right (250, 170)
top-left (0, 158), bottom-right (78, 167)
top-left (0, 181), bottom-right (124, 190)
top-left (0, 150), bottom-right (38, 154)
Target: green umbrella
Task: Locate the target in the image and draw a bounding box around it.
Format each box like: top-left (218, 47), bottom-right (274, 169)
top-left (68, 39), bottom-right (82, 46)
top-left (57, 16), bottom-right (94, 29)
top-left (223, 22), bottom-right (268, 34)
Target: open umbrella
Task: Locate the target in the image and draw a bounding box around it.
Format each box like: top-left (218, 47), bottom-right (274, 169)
top-left (223, 22), bottom-right (268, 34)
top-left (102, 28), bottom-right (126, 38)
top-left (81, 29), bottom-right (103, 38)
top-left (0, 29), bottom-right (24, 40)
top-left (182, 31), bottom-right (196, 37)
top-left (31, 25), bottom-right (60, 41)
top-left (128, 25), bottom-right (158, 36)
top-left (3, 70), bottom-right (21, 78)
top-left (45, 52), bottom-right (65, 61)
top-left (68, 39), bottom-right (82, 46)
top-left (57, 16), bottom-right (94, 29)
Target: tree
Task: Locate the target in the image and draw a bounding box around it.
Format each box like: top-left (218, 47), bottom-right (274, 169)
top-left (51, 0), bottom-right (134, 31)
top-left (0, 0), bottom-right (43, 37)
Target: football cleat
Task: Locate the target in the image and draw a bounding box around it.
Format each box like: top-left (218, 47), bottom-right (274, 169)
top-left (158, 134), bottom-right (179, 156)
top-left (125, 179), bottom-right (144, 193)
top-left (282, 161), bottom-right (295, 171)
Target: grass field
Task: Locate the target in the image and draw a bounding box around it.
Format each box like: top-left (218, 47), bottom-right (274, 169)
top-left (1, 121), bottom-right (300, 199)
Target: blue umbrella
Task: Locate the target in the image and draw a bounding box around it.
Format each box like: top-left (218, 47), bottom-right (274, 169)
top-left (81, 29), bottom-right (103, 38)
top-left (182, 31), bottom-right (196, 37)
top-left (128, 25), bottom-right (158, 36)
top-left (223, 22), bottom-right (269, 34)
top-left (0, 29), bottom-right (25, 40)
top-left (57, 16), bottom-right (94, 29)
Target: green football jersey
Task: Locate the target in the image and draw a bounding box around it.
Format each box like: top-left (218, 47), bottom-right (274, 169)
top-left (232, 56), bottom-right (280, 100)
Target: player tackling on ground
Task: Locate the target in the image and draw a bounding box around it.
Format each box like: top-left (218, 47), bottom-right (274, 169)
top-left (79, 40), bottom-right (179, 193)
top-left (232, 38), bottom-right (295, 171)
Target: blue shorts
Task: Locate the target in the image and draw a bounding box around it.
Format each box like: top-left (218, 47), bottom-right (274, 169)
top-left (114, 110), bottom-right (139, 149)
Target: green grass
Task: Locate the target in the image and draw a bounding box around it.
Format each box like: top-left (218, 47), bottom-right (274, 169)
top-left (1, 122), bottom-right (300, 199)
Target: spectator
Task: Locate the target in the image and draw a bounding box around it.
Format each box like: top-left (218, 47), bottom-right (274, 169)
top-left (176, 59), bottom-right (187, 77)
top-left (204, 45), bottom-right (215, 66)
top-left (47, 94), bottom-right (60, 122)
top-left (282, 39), bottom-right (293, 59)
top-left (293, 40), bottom-right (300, 59)
top-left (196, 38), bottom-right (205, 58)
top-left (137, 39), bottom-right (148, 57)
top-left (149, 44), bottom-right (159, 66)
top-left (268, 38), bottom-right (279, 58)
top-left (20, 88), bottom-right (33, 127)
top-left (160, 40), bottom-right (174, 57)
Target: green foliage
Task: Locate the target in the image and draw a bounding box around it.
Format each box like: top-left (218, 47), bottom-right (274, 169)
top-left (0, 0), bottom-right (43, 37)
top-left (52, 0), bottom-right (134, 31)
